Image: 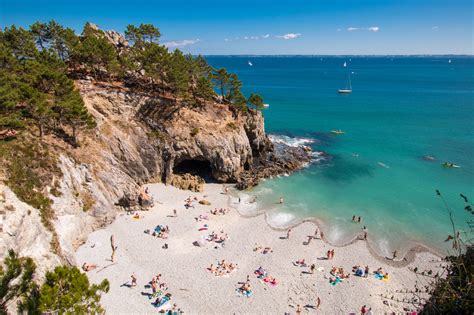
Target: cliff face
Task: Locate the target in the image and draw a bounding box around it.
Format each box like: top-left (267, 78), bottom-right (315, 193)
top-left (1, 78), bottom-right (312, 274)
top-left (0, 80), bottom-right (271, 269)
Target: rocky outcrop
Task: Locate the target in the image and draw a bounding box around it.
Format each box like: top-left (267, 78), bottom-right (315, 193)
top-left (0, 79), bottom-right (312, 274)
top-left (168, 174), bottom-right (204, 192)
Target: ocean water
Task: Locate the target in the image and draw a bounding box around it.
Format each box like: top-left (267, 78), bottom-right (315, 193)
top-left (206, 56), bottom-right (474, 257)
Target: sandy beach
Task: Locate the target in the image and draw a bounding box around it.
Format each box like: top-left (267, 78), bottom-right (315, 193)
top-left (76, 183), bottom-right (445, 314)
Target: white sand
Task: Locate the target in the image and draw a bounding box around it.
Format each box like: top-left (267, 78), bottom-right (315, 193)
top-left (76, 183), bottom-right (445, 314)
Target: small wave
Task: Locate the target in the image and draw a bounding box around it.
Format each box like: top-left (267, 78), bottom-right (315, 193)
top-left (266, 211), bottom-right (297, 228)
top-left (269, 134), bottom-right (315, 147)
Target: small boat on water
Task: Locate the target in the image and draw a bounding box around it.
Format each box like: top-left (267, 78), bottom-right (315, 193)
top-left (263, 103), bottom-right (270, 108)
top-left (443, 162), bottom-right (460, 168)
top-left (248, 61), bottom-right (253, 66)
top-left (338, 73), bottom-right (352, 94)
top-left (331, 129), bottom-right (345, 135)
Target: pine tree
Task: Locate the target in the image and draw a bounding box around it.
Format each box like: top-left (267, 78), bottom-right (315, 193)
top-left (0, 250), bottom-right (36, 314)
top-left (38, 266), bottom-right (109, 314)
top-left (212, 68), bottom-right (230, 99)
top-left (247, 93), bottom-right (265, 110)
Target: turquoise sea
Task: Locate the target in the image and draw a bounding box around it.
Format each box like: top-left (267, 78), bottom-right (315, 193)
top-left (206, 56), bottom-right (474, 257)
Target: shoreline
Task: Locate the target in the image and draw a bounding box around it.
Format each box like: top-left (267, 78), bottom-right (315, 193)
top-left (228, 188), bottom-right (445, 267)
top-left (76, 182), bottom-right (446, 314)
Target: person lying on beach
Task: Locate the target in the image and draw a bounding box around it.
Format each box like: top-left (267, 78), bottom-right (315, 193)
top-left (240, 282), bottom-right (252, 294)
top-left (254, 267), bottom-right (267, 278)
top-left (195, 214), bottom-right (209, 222)
top-left (82, 263), bottom-right (97, 272)
top-left (294, 259), bottom-right (307, 267)
top-left (153, 293), bottom-right (172, 307)
top-left (132, 212), bottom-right (141, 219)
top-left (253, 245), bottom-right (273, 254)
top-left (263, 275), bottom-right (278, 286)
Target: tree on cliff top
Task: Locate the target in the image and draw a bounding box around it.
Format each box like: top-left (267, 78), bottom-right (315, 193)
top-left (125, 23), bottom-right (161, 47)
top-left (248, 93), bottom-right (265, 110)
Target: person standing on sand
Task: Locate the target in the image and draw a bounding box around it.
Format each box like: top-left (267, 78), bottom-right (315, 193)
top-left (310, 264), bottom-right (316, 274)
top-left (110, 235), bottom-right (118, 262)
top-left (173, 209), bottom-right (177, 217)
top-left (331, 249), bottom-right (335, 259)
top-left (364, 266), bottom-right (369, 277)
top-left (279, 197), bottom-right (284, 204)
top-left (392, 250), bottom-right (397, 260)
top-left (286, 228), bottom-right (292, 239)
top-left (352, 215), bottom-right (356, 221)
top-left (320, 231), bottom-right (324, 240)
top-left (131, 273), bottom-right (137, 287)
top-left (238, 197), bottom-right (241, 203)
top-left (361, 304), bottom-right (368, 314)
top-left (358, 216), bottom-right (361, 223)
top-left (296, 304), bottom-right (302, 315)
top-left (326, 250), bottom-right (331, 260)
top-left (314, 228), bottom-right (318, 238)
top-left (306, 235), bottom-right (313, 245)
top-left (316, 296), bottom-right (321, 309)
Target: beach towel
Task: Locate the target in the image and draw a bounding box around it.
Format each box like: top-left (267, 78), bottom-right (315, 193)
top-left (235, 288), bottom-right (253, 298)
top-left (153, 295), bottom-right (170, 308)
top-left (375, 273), bottom-right (384, 280)
top-left (330, 277), bottom-right (342, 285)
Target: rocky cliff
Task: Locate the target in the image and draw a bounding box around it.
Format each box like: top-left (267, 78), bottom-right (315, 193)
top-left (0, 78), bottom-right (312, 274)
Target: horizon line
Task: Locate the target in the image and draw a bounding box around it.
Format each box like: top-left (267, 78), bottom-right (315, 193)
top-left (201, 54), bottom-right (473, 57)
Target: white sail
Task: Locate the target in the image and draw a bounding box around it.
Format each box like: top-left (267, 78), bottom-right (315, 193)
top-left (248, 61), bottom-right (253, 66)
top-left (343, 61), bottom-right (347, 67)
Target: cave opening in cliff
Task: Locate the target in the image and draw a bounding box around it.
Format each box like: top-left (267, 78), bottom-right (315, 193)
top-left (173, 159), bottom-right (214, 182)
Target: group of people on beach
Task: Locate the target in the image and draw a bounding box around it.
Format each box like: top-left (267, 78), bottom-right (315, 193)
top-left (326, 249), bottom-right (335, 259)
top-left (208, 259), bottom-right (238, 277)
top-left (210, 207), bottom-right (230, 215)
top-left (206, 230), bottom-right (229, 244)
top-left (254, 266), bottom-right (278, 286)
top-left (253, 245), bottom-right (273, 254)
top-left (184, 196), bottom-right (198, 209)
top-left (145, 224), bottom-right (170, 239)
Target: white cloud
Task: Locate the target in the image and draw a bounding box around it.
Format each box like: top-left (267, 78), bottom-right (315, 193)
top-left (262, 34), bottom-right (270, 39)
top-left (276, 33), bottom-right (301, 40)
top-left (163, 39), bottom-right (200, 48)
top-left (243, 36), bottom-right (249, 40)
top-left (347, 26), bottom-right (379, 32)
top-left (224, 38), bottom-right (230, 42)
top-left (432, 26), bottom-right (439, 30)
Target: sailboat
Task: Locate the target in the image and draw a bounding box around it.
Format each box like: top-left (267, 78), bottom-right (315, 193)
top-left (248, 61), bottom-right (253, 66)
top-left (448, 59), bottom-right (452, 64)
top-left (338, 73), bottom-right (352, 94)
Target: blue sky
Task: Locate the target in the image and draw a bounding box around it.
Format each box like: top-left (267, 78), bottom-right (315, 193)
top-left (1, 0), bottom-right (472, 55)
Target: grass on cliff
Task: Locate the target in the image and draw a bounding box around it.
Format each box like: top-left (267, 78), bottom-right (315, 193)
top-left (0, 136), bottom-right (62, 255)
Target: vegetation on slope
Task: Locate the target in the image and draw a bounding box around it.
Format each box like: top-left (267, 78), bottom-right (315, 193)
top-left (0, 250), bottom-right (109, 314)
